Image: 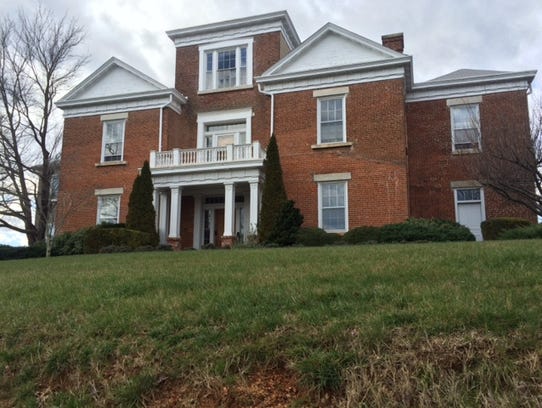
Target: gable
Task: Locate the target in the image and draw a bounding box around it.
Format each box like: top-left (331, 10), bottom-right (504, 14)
top-left (278, 31), bottom-right (395, 75)
top-left (58, 57), bottom-right (168, 104)
top-left (262, 23), bottom-right (405, 79)
top-left (70, 66), bottom-right (163, 100)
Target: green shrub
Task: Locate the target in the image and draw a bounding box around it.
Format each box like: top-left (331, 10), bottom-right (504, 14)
top-left (481, 218), bottom-right (532, 240)
top-left (343, 226), bottom-right (381, 244)
top-left (82, 227), bottom-right (157, 254)
top-left (499, 224), bottom-right (542, 240)
top-left (52, 228), bottom-right (90, 256)
top-left (267, 200), bottom-right (303, 246)
top-left (0, 243), bottom-right (45, 260)
top-left (296, 227), bottom-right (341, 246)
top-left (379, 218), bottom-right (475, 243)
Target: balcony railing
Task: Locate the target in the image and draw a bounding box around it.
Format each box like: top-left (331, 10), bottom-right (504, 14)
top-left (150, 142), bottom-right (265, 169)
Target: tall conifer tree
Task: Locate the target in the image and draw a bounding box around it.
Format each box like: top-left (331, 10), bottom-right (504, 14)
top-left (258, 134), bottom-right (287, 242)
top-left (126, 161), bottom-right (157, 242)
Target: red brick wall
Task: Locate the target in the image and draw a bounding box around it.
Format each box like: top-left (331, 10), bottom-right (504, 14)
top-left (406, 90), bottom-right (536, 222)
top-left (57, 109), bottom-right (162, 232)
top-left (274, 79), bottom-right (410, 229)
top-left (170, 32), bottom-right (283, 149)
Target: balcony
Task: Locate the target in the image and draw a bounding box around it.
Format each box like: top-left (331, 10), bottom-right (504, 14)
top-left (150, 142), bottom-right (265, 170)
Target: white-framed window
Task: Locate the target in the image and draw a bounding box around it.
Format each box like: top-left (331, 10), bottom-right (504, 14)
top-left (317, 95), bottom-right (347, 144)
top-left (199, 39), bottom-right (253, 92)
top-left (204, 122), bottom-right (246, 147)
top-left (97, 195), bottom-right (121, 225)
top-left (197, 109), bottom-right (252, 148)
top-left (318, 181), bottom-right (348, 232)
top-left (102, 119), bottom-right (125, 162)
top-left (450, 104), bottom-right (481, 152)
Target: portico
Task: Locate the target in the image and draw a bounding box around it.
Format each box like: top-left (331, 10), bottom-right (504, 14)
top-left (150, 143), bottom-right (265, 248)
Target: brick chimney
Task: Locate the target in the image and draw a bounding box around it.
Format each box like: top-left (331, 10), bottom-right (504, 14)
top-left (381, 33), bottom-right (404, 54)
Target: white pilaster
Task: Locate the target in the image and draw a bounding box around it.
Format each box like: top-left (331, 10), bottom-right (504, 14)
top-left (159, 191), bottom-right (168, 244)
top-left (169, 186), bottom-right (182, 238)
top-left (193, 195), bottom-right (202, 249)
top-left (224, 182), bottom-right (236, 237)
top-left (249, 181), bottom-right (259, 233)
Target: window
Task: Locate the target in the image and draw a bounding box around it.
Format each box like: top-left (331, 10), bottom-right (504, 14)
top-left (197, 108), bottom-right (252, 148)
top-left (102, 120), bottom-right (125, 162)
top-left (204, 122), bottom-right (246, 147)
top-left (97, 195), bottom-right (120, 224)
top-left (451, 104), bottom-right (480, 152)
top-left (318, 96), bottom-right (346, 144)
top-left (199, 39), bottom-right (253, 91)
top-left (319, 181), bottom-right (348, 232)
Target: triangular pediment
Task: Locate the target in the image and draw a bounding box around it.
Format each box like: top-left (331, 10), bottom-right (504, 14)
top-left (59, 57), bottom-right (167, 102)
top-left (262, 23), bottom-right (404, 77)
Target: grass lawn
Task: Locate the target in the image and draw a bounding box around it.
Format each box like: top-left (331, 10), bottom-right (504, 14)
top-left (1, 240), bottom-right (541, 407)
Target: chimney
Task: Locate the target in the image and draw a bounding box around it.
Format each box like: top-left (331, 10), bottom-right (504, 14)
top-left (381, 33), bottom-right (404, 54)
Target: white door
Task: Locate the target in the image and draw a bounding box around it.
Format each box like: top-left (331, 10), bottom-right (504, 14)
top-left (455, 188), bottom-right (485, 241)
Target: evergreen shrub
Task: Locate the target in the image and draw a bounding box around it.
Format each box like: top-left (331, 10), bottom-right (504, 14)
top-left (499, 224), bottom-right (542, 240)
top-left (481, 218), bottom-right (532, 240)
top-left (296, 227), bottom-right (342, 246)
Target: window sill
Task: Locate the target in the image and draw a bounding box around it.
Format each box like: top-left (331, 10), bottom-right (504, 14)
top-left (452, 149), bottom-right (481, 155)
top-left (198, 84), bottom-right (254, 95)
top-left (95, 161), bottom-right (127, 167)
top-left (312, 142), bottom-right (353, 150)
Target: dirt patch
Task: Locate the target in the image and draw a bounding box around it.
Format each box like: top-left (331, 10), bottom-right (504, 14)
top-left (150, 369), bottom-right (301, 408)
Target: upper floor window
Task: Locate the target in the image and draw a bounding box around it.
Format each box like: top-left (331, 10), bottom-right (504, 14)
top-left (197, 108), bottom-right (252, 148)
top-left (199, 39), bottom-right (253, 92)
top-left (450, 104), bottom-right (480, 152)
top-left (205, 122), bottom-right (246, 147)
top-left (102, 119), bottom-right (125, 162)
top-left (317, 94), bottom-right (347, 144)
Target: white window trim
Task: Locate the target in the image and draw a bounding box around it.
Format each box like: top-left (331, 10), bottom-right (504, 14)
top-left (96, 194), bottom-right (121, 225)
top-left (453, 186), bottom-right (486, 225)
top-left (450, 103), bottom-right (481, 153)
top-left (317, 179), bottom-right (349, 233)
top-left (101, 119), bottom-right (126, 163)
top-left (198, 38), bottom-right (254, 92)
top-left (196, 108), bottom-right (252, 148)
top-left (316, 94), bottom-right (347, 145)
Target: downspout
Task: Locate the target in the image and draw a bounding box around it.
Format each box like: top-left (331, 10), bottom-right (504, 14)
top-left (158, 94), bottom-right (173, 152)
top-left (258, 83), bottom-right (274, 136)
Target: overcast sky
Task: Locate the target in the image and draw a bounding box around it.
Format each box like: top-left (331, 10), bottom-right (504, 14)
top-left (1, 0), bottom-right (541, 245)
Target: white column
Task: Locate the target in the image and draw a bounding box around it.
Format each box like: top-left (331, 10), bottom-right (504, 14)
top-left (249, 181), bottom-right (259, 233)
top-left (193, 195), bottom-right (202, 249)
top-left (158, 191), bottom-right (168, 244)
top-left (224, 182), bottom-right (235, 237)
top-left (168, 186), bottom-right (182, 238)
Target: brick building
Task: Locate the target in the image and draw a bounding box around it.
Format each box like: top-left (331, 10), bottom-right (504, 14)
top-left (56, 11), bottom-right (537, 247)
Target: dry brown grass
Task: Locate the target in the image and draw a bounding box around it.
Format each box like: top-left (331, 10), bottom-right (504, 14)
top-left (340, 329), bottom-right (542, 408)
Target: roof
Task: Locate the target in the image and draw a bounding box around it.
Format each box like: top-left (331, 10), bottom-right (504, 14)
top-left (256, 22), bottom-right (412, 93)
top-left (56, 57), bottom-right (186, 117)
top-left (166, 10), bottom-right (300, 50)
top-left (427, 69), bottom-right (512, 83)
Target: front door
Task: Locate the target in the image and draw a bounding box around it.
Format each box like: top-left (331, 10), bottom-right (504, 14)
top-left (455, 188), bottom-right (485, 241)
top-left (202, 207), bottom-right (225, 247)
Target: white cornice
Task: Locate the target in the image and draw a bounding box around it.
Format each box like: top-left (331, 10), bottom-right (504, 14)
top-left (59, 89), bottom-right (185, 118)
top-left (406, 70), bottom-right (536, 102)
top-left (167, 11), bottom-right (300, 50)
top-left (257, 58), bottom-right (409, 94)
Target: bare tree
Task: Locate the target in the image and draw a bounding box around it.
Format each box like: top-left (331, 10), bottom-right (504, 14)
top-left (0, 5), bottom-right (86, 245)
top-left (475, 95), bottom-right (542, 217)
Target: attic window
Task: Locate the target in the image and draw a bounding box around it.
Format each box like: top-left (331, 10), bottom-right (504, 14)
top-left (199, 39), bottom-right (253, 92)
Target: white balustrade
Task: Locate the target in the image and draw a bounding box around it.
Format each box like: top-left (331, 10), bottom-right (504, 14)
top-left (151, 142), bottom-right (265, 168)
